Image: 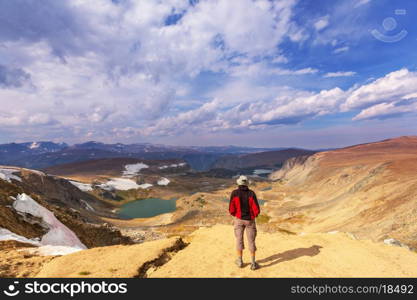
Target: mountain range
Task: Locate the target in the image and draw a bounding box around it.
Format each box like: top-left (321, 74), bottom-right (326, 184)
top-left (1, 136), bottom-right (417, 277)
top-left (0, 141), bottom-right (316, 171)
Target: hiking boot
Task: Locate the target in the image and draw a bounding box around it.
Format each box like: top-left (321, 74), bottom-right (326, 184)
top-left (235, 258), bottom-right (243, 268)
top-left (250, 262), bottom-right (260, 270)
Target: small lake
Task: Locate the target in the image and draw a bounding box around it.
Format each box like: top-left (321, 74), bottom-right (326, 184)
top-left (118, 198), bottom-right (177, 219)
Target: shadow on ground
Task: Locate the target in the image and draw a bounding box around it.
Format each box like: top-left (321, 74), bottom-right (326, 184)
top-left (258, 245), bottom-right (322, 268)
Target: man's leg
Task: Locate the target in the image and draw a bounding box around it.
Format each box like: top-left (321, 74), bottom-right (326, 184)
top-left (234, 218), bottom-right (245, 267)
top-left (246, 220), bottom-right (259, 270)
top-left (250, 251), bottom-right (256, 263)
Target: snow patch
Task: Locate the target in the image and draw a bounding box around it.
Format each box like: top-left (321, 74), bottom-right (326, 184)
top-left (96, 183), bottom-right (115, 191)
top-left (122, 163), bottom-right (149, 177)
top-left (24, 245), bottom-right (83, 256)
top-left (13, 194), bottom-right (86, 250)
top-left (98, 178), bottom-right (153, 190)
top-left (138, 183), bottom-right (153, 189)
top-left (172, 163), bottom-right (187, 167)
top-left (0, 228), bottom-right (83, 256)
top-left (158, 162), bottom-right (186, 169)
top-left (69, 180), bottom-right (93, 192)
top-left (0, 168), bottom-right (22, 183)
top-left (157, 177), bottom-right (170, 186)
top-left (29, 142), bottom-right (40, 149)
top-left (99, 178), bottom-right (139, 190)
top-left (0, 228), bottom-right (40, 246)
top-left (253, 169), bottom-right (273, 175)
top-left (81, 200), bottom-right (95, 212)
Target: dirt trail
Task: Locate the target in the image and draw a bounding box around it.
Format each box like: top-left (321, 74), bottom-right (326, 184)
top-left (34, 225), bottom-right (417, 278)
top-left (150, 225), bottom-right (417, 278)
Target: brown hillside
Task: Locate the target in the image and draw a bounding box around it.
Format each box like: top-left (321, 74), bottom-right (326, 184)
top-left (267, 136), bottom-right (417, 248)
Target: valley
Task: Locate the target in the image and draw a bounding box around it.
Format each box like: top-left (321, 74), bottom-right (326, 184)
top-left (1, 136), bottom-right (417, 277)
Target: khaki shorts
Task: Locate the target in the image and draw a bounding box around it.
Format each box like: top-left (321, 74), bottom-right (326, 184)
top-left (233, 218), bottom-right (257, 252)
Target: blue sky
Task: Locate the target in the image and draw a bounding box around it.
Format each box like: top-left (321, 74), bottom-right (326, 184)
top-left (0, 0), bottom-right (416, 148)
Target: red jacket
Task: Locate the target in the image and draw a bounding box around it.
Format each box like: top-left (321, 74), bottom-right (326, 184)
top-left (229, 185), bottom-right (260, 220)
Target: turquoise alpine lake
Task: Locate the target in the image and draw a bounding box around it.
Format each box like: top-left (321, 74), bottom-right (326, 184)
top-left (118, 198), bottom-right (177, 219)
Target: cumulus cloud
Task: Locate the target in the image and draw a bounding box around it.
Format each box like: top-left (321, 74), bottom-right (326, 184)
top-left (141, 68), bottom-right (417, 136)
top-left (342, 69), bottom-right (417, 111)
top-left (0, 0), bottom-right (414, 143)
top-left (0, 0), bottom-right (307, 141)
top-left (0, 65), bottom-right (32, 88)
top-left (138, 98), bottom-right (222, 136)
top-left (352, 101), bottom-right (417, 121)
top-left (141, 86), bottom-right (346, 135)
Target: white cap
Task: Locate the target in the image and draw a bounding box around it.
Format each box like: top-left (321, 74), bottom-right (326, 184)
top-left (236, 175), bottom-right (249, 186)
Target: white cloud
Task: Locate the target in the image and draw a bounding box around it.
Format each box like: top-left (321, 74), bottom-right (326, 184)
top-left (333, 46), bottom-right (350, 54)
top-left (136, 69), bottom-right (417, 136)
top-left (351, 84), bottom-right (417, 121)
top-left (250, 87), bottom-right (345, 125)
top-left (140, 86), bottom-right (347, 135)
top-left (403, 93), bottom-right (417, 100)
top-left (276, 68), bottom-right (319, 75)
top-left (324, 71), bottom-right (356, 78)
top-left (352, 101), bottom-right (417, 121)
top-left (138, 98), bottom-right (222, 136)
top-left (314, 15), bottom-right (330, 31)
top-left (0, 0), bottom-right (303, 142)
top-left (0, 1), bottom-right (414, 143)
top-left (354, 0), bottom-right (372, 8)
top-left (342, 69), bottom-right (417, 111)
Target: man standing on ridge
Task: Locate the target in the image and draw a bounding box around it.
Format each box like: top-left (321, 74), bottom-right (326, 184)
top-left (229, 175), bottom-right (260, 270)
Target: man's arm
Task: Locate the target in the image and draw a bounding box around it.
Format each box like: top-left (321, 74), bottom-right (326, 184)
top-left (229, 190), bottom-right (236, 216)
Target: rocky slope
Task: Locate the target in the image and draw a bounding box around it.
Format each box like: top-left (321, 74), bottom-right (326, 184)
top-left (266, 136), bottom-right (417, 248)
top-left (0, 167), bottom-right (132, 249)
